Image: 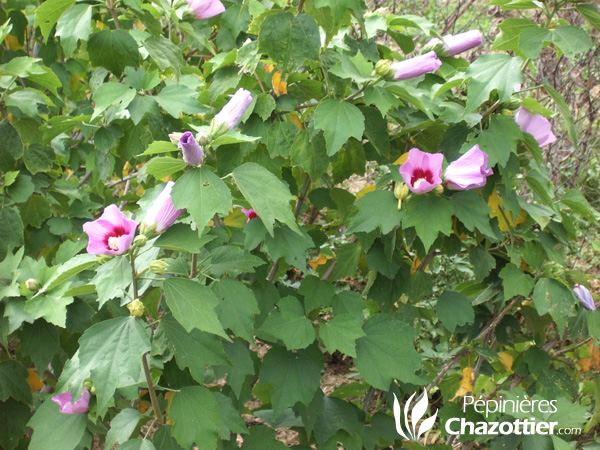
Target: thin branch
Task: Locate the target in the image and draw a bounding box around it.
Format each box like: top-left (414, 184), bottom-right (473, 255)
top-left (142, 353), bottom-right (164, 424)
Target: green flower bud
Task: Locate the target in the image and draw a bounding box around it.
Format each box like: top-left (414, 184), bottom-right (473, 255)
top-left (543, 261), bottom-right (564, 279)
top-left (500, 109), bottom-right (514, 117)
top-left (373, 59), bottom-right (392, 78)
top-left (503, 97), bottom-right (522, 111)
top-left (149, 259), bottom-right (168, 275)
top-left (127, 299), bottom-right (145, 318)
top-left (433, 184), bottom-right (444, 195)
top-left (133, 235), bottom-right (148, 248)
top-left (96, 254), bottom-right (114, 264)
top-left (25, 278), bottom-right (39, 291)
top-left (19, 282), bottom-right (36, 297)
top-left (394, 182), bottom-right (410, 200)
top-left (83, 378), bottom-right (94, 389)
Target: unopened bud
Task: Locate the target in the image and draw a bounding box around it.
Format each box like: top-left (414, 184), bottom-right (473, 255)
top-left (96, 254), bottom-right (114, 264)
top-left (394, 182), bottom-right (409, 200)
top-left (421, 39), bottom-right (446, 56)
top-left (373, 59), bottom-right (392, 78)
top-left (543, 261), bottom-right (564, 279)
top-left (83, 378), bottom-right (94, 389)
top-left (149, 259), bottom-right (168, 275)
top-left (127, 299), bottom-right (145, 317)
top-left (433, 184), bottom-right (444, 195)
top-left (25, 278), bottom-right (39, 291)
top-left (168, 132), bottom-right (183, 145)
top-left (503, 97), bottom-right (522, 110)
top-left (500, 109), bottom-right (513, 117)
top-left (133, 235), bottom-right (148, 248)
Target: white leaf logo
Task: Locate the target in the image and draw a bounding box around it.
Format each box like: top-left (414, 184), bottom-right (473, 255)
top-left (392, 389), bottom-right (438, 442)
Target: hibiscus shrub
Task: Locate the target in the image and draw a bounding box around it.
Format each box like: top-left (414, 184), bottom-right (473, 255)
top-left (0, 0), bottom-right (599, 449)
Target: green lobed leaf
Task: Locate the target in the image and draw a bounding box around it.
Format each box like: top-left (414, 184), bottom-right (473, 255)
top-left (232, 162), bottom-right (300, 236)
top-left (313, 100), bottom-right (365, 156)
top-left (145, 157), bottom-right (188, 179)
top-left (354, 314), bottom-right (422, 389)
top-left (57, 316), bottom-right (151, 416)
top-left (259, 345), bottom-right (322, 419)
top-left (34, 0), bottom-right (75, 42)
top-left (0, 120), bottom-right (24, 172)
top-left (104, 408), bottom-right (143, 450)
top-left (91, 256), bottom-right (132, 308)
top-left (450, 190), bottom-right (497, 240)
top-left (139, 140), bottom-right (178, 156)
top-left (0, 398), bottom-right (30, 450)
top-left (163, 277), bottom-right (229, 340)
top-left (0, 360), bottom-right (31, 404)
top-left (436, 291), bottom-right (475, 332)
top-left (171, 167), bottom-right (232, 230)
top-left (258, 296), bottom-right (316, 350)
top-left (498, 263), bottom-right (534, 301)
top-left (551, 26), bottom-right (592, 58)
top-left (467, 114), bottom-right (522, 167)
top-left (88, 29), bottom-right (140, 77)
top-left (170, 386), bottom-right (220, 450)
top-left (159, 315), bottom-right (229, 383)
top-left (0, 207), bottom-right (24, 252)
top-left (577, 4), bottom-right (600, 32)
top-left (290, 130), bottom-right (330, 181)
top-left (532, 278), bottom-right (575, 336)
top-left (155, 84), bottom-right (207, 117)
top-left (55, 4), bottom-right (93, 57)
top-left (263, 225), bottom-right (314, 270)
top-left (465, 54), bottom-right (523, 112)
top-left (347, 190), bottom-right (402, 235)
top-left (208, 246), bottom-right (266, 277)
top-left (144, 35), bottom-right (184, 77)
top-left (91, 82), bottom-right (136, 120)
top-left (23, 143), bottom-right (54, 174)
top-left (319, 314), bottom-right (366, 358)
top-left (258, 12), bottom-right (321, 71)
top-left (402, 195), bottom-right (454, 252)
top-left (211, 278), bottom-right (260, 343)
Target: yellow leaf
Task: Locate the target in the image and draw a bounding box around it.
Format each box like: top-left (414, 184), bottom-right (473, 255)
top-left (223, 208), bottom-right (247, 228)
top-left (5, 35), bottom-right (21, 51)
top-left (123, 161), bottom-right (131, 177)
top-left (355, 185), bottom-right (376, 200)
top-left (289, 114), bottom-right (303, 130)
top-left (164, 390), bottom-right (175, 425)
top-left (578, 341), bottom-right (600, 372)
top-left (451, 367), bottom-right (474, 400)
top-left (497, 352), bottom-right (514, 371)
top-left (488, 190), bottom-right (527, 232)
top-left (27, 368), bottom-right (44, 392)
top-left (393, 152), bottom-right (409, 165)
top-left (263, 63), bottom-right (275, 73)
top-left (308, 254), bottom-right (330, 270)
top-left (96, 20), bottom-right (107, 30)
top-left (160, 175), bottom-right (173, 182)
top-left (272, 71), bottom-right (288, 97)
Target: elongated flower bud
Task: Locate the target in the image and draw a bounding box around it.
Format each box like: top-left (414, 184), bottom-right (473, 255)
top-left (390, 52), bottom-right (442, 80)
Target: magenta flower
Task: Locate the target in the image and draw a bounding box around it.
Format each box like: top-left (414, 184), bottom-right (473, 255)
top-left (178, 131), bottom-right (204, 166)
top-left (241, 208), bottom-right (257, 224)
top-left (514, 107), bottom-right (557, 148)
top-left (52, 389), bottom-right (91, 414)
top-left (82, 205), bottom-right (137, 255)
top-left (144, 181), bottom-right (184, 233)
top-left (574, 284), bottom-right (596, 311)
top-left (399, 148), bottom-right (444, 194)
top-left (214, 88), bottom-right (253, 130)
top-left (390, 52), bottom-right (442, 80)
top-left (185, 0), bottom-right (225, 19)
top-left (429, 30), bottom-right (483, 57)
top-left (444, 145), bottom-right (493, 190)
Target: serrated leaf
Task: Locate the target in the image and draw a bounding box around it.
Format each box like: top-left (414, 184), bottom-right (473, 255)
top-left (19, 194), bottom-right (52, 228)
top-left (347, 190), bottom-right (402, 234)
top-left (171, 167), bottom-right (232, 230)
top-left (91, 82), bottom-right (136, 120)
top-left (55, 4), bottom-right (93, 57)
top-left (329, 51), bottom-right (374, 83)
top-left (170, 386), bottom-right (219, 450)
top-left (436, 291), bottom-right (475, 332)
top-left (155, 84), bottom-right (206, 117)
top-left (139, 140), bottom-right (178, 156)
top-left (91, 256), bottom-right (132, 308)
top-left (290, 130), bottom-right (329, 181)
top-left (34, 0), bottom-right (75, 42)
top-left (532, 278), bottom-right (575, 336)
top-left (551, 26), bottom-right (592, 58)
top-left (159, 316), bottom-right (229, 383)
top-left (20, 320), bottom-right (61, 372)
top-left (0, 360), bottom-right (31, 404)
top-left (498, 263), bottom-right (534, 300)
top-left (145, 157), bottom-right (188, 179)
top-left (144, 35), bottom-right (184, 77)
top-left (313, 100), bottom-right (365, 156)
top-left (319, 314), bottom-right (365, 357)
top-left (450, 190), bottom-right (497, 239)
top-left (0, 207), bottom-right (24, 251)
top-left (208, 246), bottom-right (265, 277)
top-left (259, 346), bottom-right (322, 419)
top-left (163, 278), bottom-right (229, 340)
top-left (88, 29), bottom-right (140, 77)
top-left (57, 317), bottom-right (151, 416)
top-left (468, 115), bottom-right (522, 167)
top-left (263, 225), bottom-right (314, 270)
top-left (24, 283), bottom-right (74, 328)
top-left (465, 54), bottom-right (523, 112)
top-left (105, 409), bottom-right (143, 450)
top-left (354, 314), bottom-right (421, 389)
top-left (577, 4), bottom-right (600, 32)
top-left (232, 162), bottom-right (300, 236)
top-left (258, 12), bottom-right (320, 71)
top-left (211, 278), bottom-right (259, 343)
top-left (258, 296), bottom-right (316, 350)
top-left (402, 195), bottom-right (454, 252)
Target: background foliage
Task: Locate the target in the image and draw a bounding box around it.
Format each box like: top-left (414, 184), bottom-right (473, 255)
top-left (1, 0), bottom-right (600, 449)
